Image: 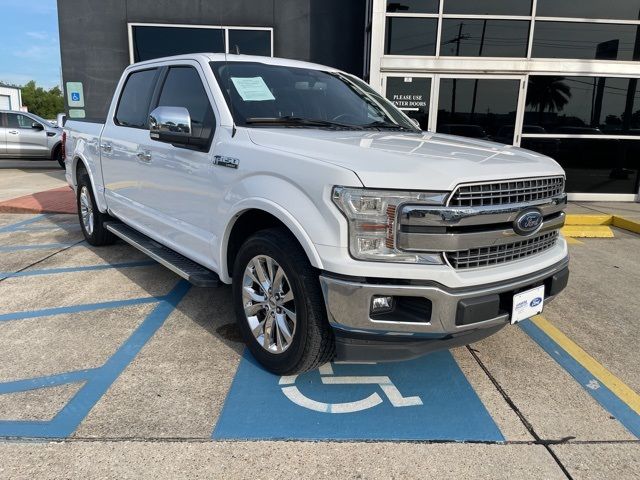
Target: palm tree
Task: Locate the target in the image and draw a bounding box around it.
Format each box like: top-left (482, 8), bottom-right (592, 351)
top-left (526, 76), bottom-right (572, 124)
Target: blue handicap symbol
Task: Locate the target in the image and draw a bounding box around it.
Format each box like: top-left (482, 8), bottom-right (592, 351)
top-left (71, 92), bottom-right (80, 102)
top-left (213, 350), bottom-right (504, 441)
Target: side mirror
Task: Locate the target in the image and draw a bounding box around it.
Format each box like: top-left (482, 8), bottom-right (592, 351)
top-left (149, 106), bottom-right (210, 149)
top-left (149, 106), bottom-right (203, 148)
top-left (32, 122), bottom-right (44, 131)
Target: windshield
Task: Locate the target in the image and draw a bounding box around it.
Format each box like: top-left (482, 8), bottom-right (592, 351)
top-left (210, 61), bottom-right (419, 131)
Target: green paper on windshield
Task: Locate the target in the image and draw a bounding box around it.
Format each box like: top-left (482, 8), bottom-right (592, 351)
top-left (231, 77), bottom-right (275, 101)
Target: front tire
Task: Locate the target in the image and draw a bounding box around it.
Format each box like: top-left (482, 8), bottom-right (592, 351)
top-left (232, 228), bottom-right (335, 374)
top-left (77, 172), bottom-right (116, 246)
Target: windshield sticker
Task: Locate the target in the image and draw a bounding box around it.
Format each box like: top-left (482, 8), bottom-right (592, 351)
top-left (231, 77), bottom-right (275, 102)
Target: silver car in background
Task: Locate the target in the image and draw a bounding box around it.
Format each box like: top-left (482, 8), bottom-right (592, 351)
top-left (0, 110), bottom-right (64, 168)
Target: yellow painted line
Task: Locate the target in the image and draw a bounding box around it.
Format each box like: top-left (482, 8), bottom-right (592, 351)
top-left (531, 315), bottom-right (640, 415)
top-left (612, 216), bottom-right (640, 235)
top-left (565, 214), bottom-right (613, 226)
top-left (561, 225), bottom-right (614, 238)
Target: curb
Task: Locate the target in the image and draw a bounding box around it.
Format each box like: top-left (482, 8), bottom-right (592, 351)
top-left (563, 214), bottom-right (640, 238)
top-left (0, 187), bottom-right (76, 215)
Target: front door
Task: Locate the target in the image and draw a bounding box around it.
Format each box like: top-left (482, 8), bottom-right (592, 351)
top-left (134, 62), bottom-right (221, 268)
top-left (5, 113), bottom-right (49, 157)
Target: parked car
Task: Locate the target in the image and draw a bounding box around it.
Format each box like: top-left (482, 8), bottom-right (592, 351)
top-left (64, 54), bottom-right (569, 374)
top-left (0, 110), bottom-right (64, 168)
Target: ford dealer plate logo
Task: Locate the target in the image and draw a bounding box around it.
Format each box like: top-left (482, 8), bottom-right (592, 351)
top-left (530, 297), bottom-right (543, 307)
top-left (514, 210), bottom-right (543, 236)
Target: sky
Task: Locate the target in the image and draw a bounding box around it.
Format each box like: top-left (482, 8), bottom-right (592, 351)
top-left (0, 0), bottom-right (61, 89)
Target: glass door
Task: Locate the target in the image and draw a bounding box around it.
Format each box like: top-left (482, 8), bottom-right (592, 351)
top-left (382, 74), bottom-right (435, 131)
top-left (434, 75), bottom-right (526, 145)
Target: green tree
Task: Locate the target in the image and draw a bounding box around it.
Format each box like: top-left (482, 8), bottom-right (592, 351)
top-left (20, 81), bottom-right (64, 119)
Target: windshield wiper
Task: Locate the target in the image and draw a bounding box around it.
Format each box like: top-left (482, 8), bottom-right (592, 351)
top-left (245, 116), bottom-right (362, 129)
top-left (362, 121), bottom-right (416, 131)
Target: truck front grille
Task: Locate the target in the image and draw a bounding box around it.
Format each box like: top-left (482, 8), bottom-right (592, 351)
top-left (445, 231), bottom-right (559, 270)
top-left (449, 176), bottom-right (565, 207)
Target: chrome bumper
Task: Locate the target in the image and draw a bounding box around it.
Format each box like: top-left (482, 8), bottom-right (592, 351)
top-left (319, 256), bottom-right (569, 340)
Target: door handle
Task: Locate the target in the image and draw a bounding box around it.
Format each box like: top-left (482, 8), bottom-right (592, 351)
top-left (137, 151), bottom-right (152, 162)
top-left (101, 143), bottom-right (112, 153)
top-left (7, 130), bottom-right (19, 135)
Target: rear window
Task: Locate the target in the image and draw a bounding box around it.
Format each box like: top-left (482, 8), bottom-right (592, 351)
top-left (115, 68), bottom-right (158, 128)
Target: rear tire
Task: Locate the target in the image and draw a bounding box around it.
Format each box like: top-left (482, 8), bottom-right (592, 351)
top-left (77, 171), bottom-right (116, 246)
top-left (232, 227), bottom-right (335, 374)
top-left (54, 146), bottom-right (65, 169)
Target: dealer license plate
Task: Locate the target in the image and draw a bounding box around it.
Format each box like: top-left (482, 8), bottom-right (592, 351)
top-left (511, 285), bottom-right (545, 324)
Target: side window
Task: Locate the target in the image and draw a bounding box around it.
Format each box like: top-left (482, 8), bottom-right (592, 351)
top-left (156, 66), bottom-right (215, 143)
top-left (7, 114), bottom-right (38, 129)
top-left (115, 68), bottom-right (158, 128)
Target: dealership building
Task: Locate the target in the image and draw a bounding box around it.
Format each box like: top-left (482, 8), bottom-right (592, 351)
top-left (57, 0), bottom-right (640, 200)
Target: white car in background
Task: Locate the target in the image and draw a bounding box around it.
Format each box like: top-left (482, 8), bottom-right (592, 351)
top-left (0, 110), bottom-right (64, 168)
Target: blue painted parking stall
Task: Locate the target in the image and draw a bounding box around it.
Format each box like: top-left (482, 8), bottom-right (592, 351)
top-left (213, 351), bottom-right (504, 442)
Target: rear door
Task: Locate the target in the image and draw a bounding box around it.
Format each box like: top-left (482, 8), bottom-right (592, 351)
top-left (5, 113), bottom-right (50, 157)
top-left (100, 67), bottom-right (161, 224)
top-left (135, 63), bottom-right (219, 264)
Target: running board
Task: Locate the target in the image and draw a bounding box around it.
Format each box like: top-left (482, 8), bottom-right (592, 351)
top-left (105, 222), bottom-right (219, 287)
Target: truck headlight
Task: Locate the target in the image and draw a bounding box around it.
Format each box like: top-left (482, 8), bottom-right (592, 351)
top-left (332, 186), bottom-right (446, 264)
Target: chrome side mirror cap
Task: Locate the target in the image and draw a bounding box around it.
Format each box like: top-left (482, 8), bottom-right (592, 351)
top-left (149, 106), bottom-right (192, 145)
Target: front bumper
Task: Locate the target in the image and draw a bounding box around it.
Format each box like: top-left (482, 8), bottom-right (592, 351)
top-left (319, 256), bottom-right (569, 361)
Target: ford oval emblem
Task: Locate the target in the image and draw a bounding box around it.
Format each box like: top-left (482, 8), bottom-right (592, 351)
top-left (514, 210), bottom-right (543, 236)
top-left (530, 297), bottom-right (542, 308)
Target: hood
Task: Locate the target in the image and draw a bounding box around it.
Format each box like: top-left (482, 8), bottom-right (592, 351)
top-left (247, 129), bottom-right (564, 191)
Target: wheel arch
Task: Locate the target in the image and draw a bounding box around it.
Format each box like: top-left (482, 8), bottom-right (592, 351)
top-left (221, 201), bottom-right (323, 284)
top-left (71, 154), bottom-right (108, 212)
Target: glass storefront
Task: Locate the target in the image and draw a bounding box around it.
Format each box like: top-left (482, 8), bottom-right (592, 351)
top-left (374, 0), bottom-right (640, 196)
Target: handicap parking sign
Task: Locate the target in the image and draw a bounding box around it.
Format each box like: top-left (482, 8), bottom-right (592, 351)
top-left (213, 351), bottom-right (504, 441)
top-left (71, 92), bottom-right (80, 102)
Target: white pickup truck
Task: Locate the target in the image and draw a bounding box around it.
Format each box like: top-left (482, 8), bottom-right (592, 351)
top-left (64, 54), bottom-right (569, 374)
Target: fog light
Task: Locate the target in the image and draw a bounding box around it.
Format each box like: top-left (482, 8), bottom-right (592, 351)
top-left (371, 295), bottom-right (394, 314)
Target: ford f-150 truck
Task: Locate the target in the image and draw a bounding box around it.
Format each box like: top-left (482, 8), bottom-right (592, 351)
top-left (64, 54), bottom-right (569, 374)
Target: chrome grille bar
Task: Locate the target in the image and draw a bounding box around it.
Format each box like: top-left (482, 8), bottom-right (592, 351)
top-left (445, 232), bottom-right (559, 269)
top-left (449, 176), bottom-right (565, 207)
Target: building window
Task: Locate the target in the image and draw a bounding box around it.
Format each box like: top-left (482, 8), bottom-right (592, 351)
top-left (443, 0), bottom-right (532, 16)
top-left (524, 76), bottom-right (640, 135)
top-left (521, 138), bottom-right (640, 194)
top-left (129, 25), bottom-right (273, 63)
top-left (536, 0), bottom-right (640, 21)
top-left (440, 20), bottom-right (529, 57)
top-left (228, 29), bottom-right (271, 56)
top-left (385, 76), bottom-right (431, 129)
top-left (384, 17), bottom-right (438, 55)
top-left (386, 0), bottom-right (439, 14)
top-left (436, 78), bottom-right (520, 143)
top-left (532, 22), bottom-right (640, 61)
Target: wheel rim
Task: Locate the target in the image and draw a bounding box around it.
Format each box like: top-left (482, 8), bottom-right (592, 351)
top-left (242, 255), bottom-right (296, 354)
top-left (79, 186), bottom-right (94, 236)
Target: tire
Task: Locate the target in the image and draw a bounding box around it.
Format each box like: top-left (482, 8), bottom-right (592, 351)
top-left (77, 171), bottom-right (116, 246)
top-left (56, 149), bottom-right (65, 169)
top-left (232, 227), bottom-right (335, 374)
